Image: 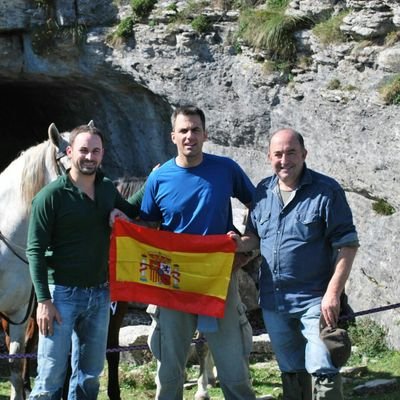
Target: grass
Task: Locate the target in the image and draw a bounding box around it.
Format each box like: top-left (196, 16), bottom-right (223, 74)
top-left (0, 349), bottom-right (399, 399)
top-left (379, 75), bottom-right (400, 105)
top-left (238, 4), bottom-right (312, 63)
top-left (312, 10), bottom-right (350, 45)
top-left (0, 318), bottom-right (398, 399)
top-left (95, 353), bottom-right (400, 399)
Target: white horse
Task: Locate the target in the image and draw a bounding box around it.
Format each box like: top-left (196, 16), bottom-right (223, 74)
top-left (0, 123), bottom-right (70, 400)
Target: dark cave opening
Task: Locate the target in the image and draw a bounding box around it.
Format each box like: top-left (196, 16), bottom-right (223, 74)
top-left (0, 81), bottom-right (99, 173)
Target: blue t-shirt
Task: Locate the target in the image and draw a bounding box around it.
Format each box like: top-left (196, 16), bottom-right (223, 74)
top-left (140, 153), bottom-right (255, 235)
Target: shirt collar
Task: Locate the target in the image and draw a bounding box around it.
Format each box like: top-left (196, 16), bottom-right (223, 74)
top-left (61, 168), bottom-right (105, 190)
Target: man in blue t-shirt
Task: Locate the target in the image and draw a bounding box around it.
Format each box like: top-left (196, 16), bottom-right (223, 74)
top-left (140, 105), bottom-right (256, 400)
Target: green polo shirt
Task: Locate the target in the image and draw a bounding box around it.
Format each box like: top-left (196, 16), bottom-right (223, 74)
top-left (27, 171), bottom-right (144, 302)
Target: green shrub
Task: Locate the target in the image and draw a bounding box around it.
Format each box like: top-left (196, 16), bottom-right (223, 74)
top-left (131, 0), bottom-right (157, 19)
top-left (238, 3), bottom-right (312, 63)
top-left (327, 78), bottom-right (341, 90)
top-left (191, 15), bottom-right (212, 33)
top-left (312, 10), bottom-right (349, 45)
top-left (267, 0), bottom-right (290, 9)
top-left (115, 16), bottom-right (135, 38)
top-left (119, 361), bottom-right (157, 390)
top-left (379, 75), bottom-right (400, 105)
top-left (166, 2), bottom-right (178, 12)
top-left (348, 318), bottom-right (390, 361)
top-left (372, 198), bottom-right (396, 215)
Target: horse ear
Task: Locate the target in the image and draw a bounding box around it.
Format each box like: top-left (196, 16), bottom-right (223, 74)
top-left (88, 120), bottom-right (94, 128)
top-left (48, 123), bottom-right (61, 146)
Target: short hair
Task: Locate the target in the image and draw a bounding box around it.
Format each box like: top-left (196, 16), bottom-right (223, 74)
top-left (269, 128), bottom-right (305, 150)
top-left (171, 105), bottom-right (206, 131)
top-left (69, 125), bottom-right (105, 147)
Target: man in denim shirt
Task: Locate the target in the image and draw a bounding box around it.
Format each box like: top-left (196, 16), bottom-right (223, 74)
top-left (231, 128), bottom-right (358, 399)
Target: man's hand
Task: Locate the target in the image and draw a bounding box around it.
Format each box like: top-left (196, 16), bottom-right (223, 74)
top-left (109, 209), bottom-right (132, 226)
top-left (320, 292), bottom-right (341, 328)
top-left (227, 230), bottom-right (260, 253)
top-left (37, 300), bottom-right (62, 336)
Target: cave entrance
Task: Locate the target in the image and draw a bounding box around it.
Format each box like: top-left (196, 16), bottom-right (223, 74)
top-left (0, 79), bottom-right (174, 178)
top-left (0, 81), bottom-right (101, 173)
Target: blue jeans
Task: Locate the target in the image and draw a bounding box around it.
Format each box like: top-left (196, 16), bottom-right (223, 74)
top-left (29, 283), bottom-right (110, 400)
top-left (262, 303), bottom-right (339, 376)
top-left (147, 273), bottom-right (256, 400)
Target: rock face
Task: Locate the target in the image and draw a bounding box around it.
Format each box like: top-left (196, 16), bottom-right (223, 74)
top-left (0, 0), bottom-right (400, 347)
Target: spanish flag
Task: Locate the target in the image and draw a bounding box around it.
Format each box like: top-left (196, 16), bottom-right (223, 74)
top-left (109, 219), bottom-right (236, 318)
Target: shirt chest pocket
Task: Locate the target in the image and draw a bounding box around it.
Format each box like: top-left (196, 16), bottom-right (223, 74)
top-left (256, 212), bottom-right (272, 239)
top-left (293, 212), bottom-right (324, 242)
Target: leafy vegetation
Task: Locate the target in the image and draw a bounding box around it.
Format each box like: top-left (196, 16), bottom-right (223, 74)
top-left (379, 75), bottom-right (400, 105)
top-left (327, 78), bottom-right (341, 90)
top-left (191, 15), bottom-right (212, 33)
top-left (165, 0), bottom-right (215, 34)
top-left (326, 78), bottom-right (358, 91)
top-left (348, 318), bottom-right (390, 362)
top-left (115, 16), bottom-right (135, 39)
top-left (238, 0), bottom-right (312, 65)
top-left (312, 10), bottom-right (349, 45)
top-left (372, 198), bottom-right (396, 216)
top-left (131, 0), bottom-right (157, 20)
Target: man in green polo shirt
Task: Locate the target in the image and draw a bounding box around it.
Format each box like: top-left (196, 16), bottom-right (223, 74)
top-left (26, 124), bottom-right (142, 400)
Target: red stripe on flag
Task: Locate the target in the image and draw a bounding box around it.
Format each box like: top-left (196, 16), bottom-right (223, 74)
top-left (110, 281), bottom-right (226, 318)
top-left (113, 218), bottom-right (236, 253)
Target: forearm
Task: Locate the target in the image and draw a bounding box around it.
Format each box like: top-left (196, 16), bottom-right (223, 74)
top-left (28, 257), bottom-right (50, 302)
top-left (321, 246), bottom-right (358, 326)
top-left (326, 246), bottom-right (358, 297)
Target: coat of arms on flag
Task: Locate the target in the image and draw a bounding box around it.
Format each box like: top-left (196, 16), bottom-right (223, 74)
top-left (109, 219), bottom-right (236, 318)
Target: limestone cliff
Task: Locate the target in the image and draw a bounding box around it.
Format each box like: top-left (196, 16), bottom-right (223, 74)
top-left (0, 0), bottom-right (399, 348)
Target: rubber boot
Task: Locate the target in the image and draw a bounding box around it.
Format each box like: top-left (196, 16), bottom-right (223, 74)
top-left (281, 372), bottom-right (312, 400)
top-left (297, 371), bottom-right (312, 399)
top-left (313, 374), bottom-right (343, 400)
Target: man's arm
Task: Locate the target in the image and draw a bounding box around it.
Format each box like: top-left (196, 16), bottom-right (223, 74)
top-left (321, 246), bottom-right (358, 327)
top-left (26, 197), bottom-right (62, 336)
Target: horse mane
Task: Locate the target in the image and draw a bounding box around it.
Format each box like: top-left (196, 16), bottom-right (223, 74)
top-left (20, 140), bottom-right (55, 213)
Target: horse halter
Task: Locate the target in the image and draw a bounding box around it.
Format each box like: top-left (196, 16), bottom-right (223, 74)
top-left (54, 148), bottom-right (68, 176)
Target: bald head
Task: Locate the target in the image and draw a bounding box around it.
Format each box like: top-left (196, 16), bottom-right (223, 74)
top-left (269, 128), bottom-right (305, 150)
top-left (268, 128), bottom-right (307, 190)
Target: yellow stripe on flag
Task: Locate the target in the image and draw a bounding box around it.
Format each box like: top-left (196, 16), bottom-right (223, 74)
top-left (116, 236), bottom-right (233, 300)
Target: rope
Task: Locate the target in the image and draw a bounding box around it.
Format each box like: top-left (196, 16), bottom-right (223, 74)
top-left (2, 302), bottom-right (400, 360)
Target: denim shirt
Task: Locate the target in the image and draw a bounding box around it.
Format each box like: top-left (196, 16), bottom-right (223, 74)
top-left (248, 166), bottom-right (359, 313)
